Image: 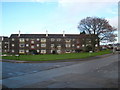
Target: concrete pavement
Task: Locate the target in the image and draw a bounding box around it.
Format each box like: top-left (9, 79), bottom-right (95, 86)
top-left (2, 54), bottom-right (119, 88)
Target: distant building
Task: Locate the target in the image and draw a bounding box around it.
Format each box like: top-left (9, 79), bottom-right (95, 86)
top-left (0, 36), bottom-right (9, 54)
top-left (0, 32), bottom-right (99, 54)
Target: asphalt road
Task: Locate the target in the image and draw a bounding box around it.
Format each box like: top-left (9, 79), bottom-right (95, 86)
top-left (2, 54), bottom-right (119, 88)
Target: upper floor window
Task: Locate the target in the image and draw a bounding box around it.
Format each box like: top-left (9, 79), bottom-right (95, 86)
top-left (12, 38), bottom-right (15, 41)
top-left (26, 44), bottom-right (29, 47)
top-left (65, 39), bottom-right (71, 42)
top-left (12, 50), bottom-right (14, 53)
top-left (19, 44), bottom-right (25, 47)
top-left (57, 38), bottom-right (61, 42)
top-left (72, 44), bottom-right (75, 47)
top-left (19, 38), bottom-right (25, 42)
top-left (66, 44), bottom-right (71, 47)
top-left (12, 44), bottom-right (14, 47)
top-left (72, 39), bottom-right (75, 41)
top-left (41, 38), bottom-right (46, 42)
top-left (26, 38), bottom-right (29, 41)
top-left (26, 50), bottom-right (29, 53)
top-left (37, 38), bottom-right (40, 41)
top-left (57, 44), bottom-right (61, 48)
top-left (31, 45), bottom-right (34, 49)
top-left (51, 44), bottom-right (54, 47)
top-left (31, 41), bottom-right (34, 44)
top-left (82, 44), bottom-right (85, 47)
top-left (5, 42), bottom-right (8, 44)
top-left (77, 45), bottom-right (80, 48)
top-left (51, 38), bottom-right (55, 42)
top-left (41, 44), bottom-right (46, 47)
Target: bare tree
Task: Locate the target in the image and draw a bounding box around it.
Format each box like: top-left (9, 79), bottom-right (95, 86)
top-left (78, 17), bottom-right (117, 51)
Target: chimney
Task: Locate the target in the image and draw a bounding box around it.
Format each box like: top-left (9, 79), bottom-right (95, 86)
top-left (63, 30), bottom-right (65, 37)
top-left (18, 30), bottom-right (20, 37)
top-left (46, 30), bottom-right (48, 37)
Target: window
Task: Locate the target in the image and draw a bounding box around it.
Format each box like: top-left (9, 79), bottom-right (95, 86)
top-left (19, 44), bottom-right (25, 47)
top-left (77, 45), bottom-right (80, 48)
top-left (57, 50), bottom-right (61, 53)
top-left (12, 44), bottom-right (14, 47)
top-left (41, 44), bottom-right (46, 47)
top-left (31, 41), bottom-right (34, 44)
top-left (51, 38), bottom-right (55, 41)
top-left (41, 50), bottom-right (46, 54)
top-left (37, 38), bottom-right (40, 41)
top-left (19, 38), bottom-right (25, 42)
top-left (72, 39), bottom-right (75, 41)
top-left (65, 39), bottom-right (71, 42)
top-left (57, 38), bottom-right (61, 41)
top-left (4, 50), bottom-right (7, 52)
top-left (12, 50), bottom-right (14, 53)
top-left (12, 38), bottom-right (14, 41)
top-left (51, 44), bottom-right (54, 47)
top-left (31, 45), bottom-right (34, 49)
top-left (82, 45), bottom-right (85, 47)
top-left (26, 38), bottom-right (29, 41)
top-left (19, 50), bottom-right (25, 54)
top-left (57, 44), bottom-right (61, 48)
top-left (37, 44), bottom-right (39, 47)
top-left (66, 44), bottom-right (71, 47)
top-left (72, 44), bottom-right (75, 47)
top-left (4, 46), bottom-right (7, 48)
top-left (5, 42), bottom-right (8, 44)
top-left (26, 50), bottom-right (29, 53)
top-left (41, 38), bottom-right (46, 42)
top-left (26, 44), bottom-right (29, 47)
top-left (66, 50), bottom-right (71, 53)
top-left (37, 50), bottom-right (39, 53)
top-left (95, 44), bottom-right (98, 47)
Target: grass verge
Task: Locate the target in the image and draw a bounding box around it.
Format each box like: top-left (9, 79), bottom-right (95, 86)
top-left (2, 50), bottom-right (112, 61)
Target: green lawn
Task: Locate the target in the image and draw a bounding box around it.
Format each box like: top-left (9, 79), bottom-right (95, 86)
top-left (2, 50), bottom-right (112, 61)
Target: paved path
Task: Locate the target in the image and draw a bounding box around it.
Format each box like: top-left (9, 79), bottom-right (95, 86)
top-left (2, 54), bottom-right (119, 88)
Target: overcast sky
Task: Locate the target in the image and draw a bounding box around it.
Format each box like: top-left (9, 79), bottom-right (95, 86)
top-left (0, 0), bottom-right (119, 43)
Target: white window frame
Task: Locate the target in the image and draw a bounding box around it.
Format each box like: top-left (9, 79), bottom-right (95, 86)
top-left (51, 44), bottom-right (54, 47)
top-left (37, 38), bottom-right (40, 41)
top-left (12, 44), bottom-right (14, 47)
top-left (41, 38), bottom-right (46, 42)
top-left (41, 50), bottom-right (46, 54)
top-left (77, 45), bottom-right (80, 48)
top-left (66, 44), bottom-right (71, 47)
top-left (26, 50), bottom-right (29, 53)
top-left (41, 44), bottom-right (46, 47)
top-left (12, 38), bottom-right (15, 41)
top-left (19, 44), bottom-right (25, 47)
top-left (19, 50), bottom-right (25, 53)
top-left (26, 38), bottom-right (29, 41)
top-left (57, 38), bottom-right (61, 41)
top-left (19, 38), bottom-right (25, 42)
top-left (37, 44), bottom-right (39, 47)
top-left (31, 45), bottom-right (34, 49)
top-left (26, 44), bottom-right (29, 47)
top-left (51, 38), bottom-right (55, 42)
top-left (31, 41), bottom-right (34, 44)
top-left (37, 50), bottom-right (40, 53)
top-left (12, 50), bottom-right (14, 53)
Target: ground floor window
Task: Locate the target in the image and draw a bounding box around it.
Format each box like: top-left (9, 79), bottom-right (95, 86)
top-left (41, 50), bottom-right (46, 54)
top-left (19, 50), bottom-right (25, 54)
